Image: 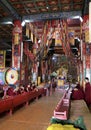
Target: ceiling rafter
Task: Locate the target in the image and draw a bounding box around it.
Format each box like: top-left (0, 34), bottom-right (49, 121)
top-left (32, 0), bottom-right (40, 13)
top-left (71, 0), bottom-right (74, 10)
top-left (18, 0), bottom-right (30, 14)
top-left (0, 0), bottom-right (20, 19)
top-left (22, 11), bottom-right (82, 21)
top-left (0, 0), bottom-right (86, 51)
top-left (45, 0), bottom-right (51, 12)
top-left (0, 26), bottom-right (11, 35)
top-left (21, 3), bottom-right (83, 12)
top-left (61, 2), bottom-right (83, 6)
top-left (58, 0), bottom-right (62, 10)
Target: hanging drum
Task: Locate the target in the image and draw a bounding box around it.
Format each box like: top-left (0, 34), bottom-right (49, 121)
top-left (5, 68), bottom-right (19, 85)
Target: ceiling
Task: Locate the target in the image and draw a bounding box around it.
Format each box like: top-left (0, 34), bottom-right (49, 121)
top-left (0, 0), bottom-right (89, 52)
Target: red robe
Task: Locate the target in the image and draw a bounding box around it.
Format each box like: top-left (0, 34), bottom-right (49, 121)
top-left (7, 87), bottom-right (16, 96)
top-left (84, 82), bottom-right (91, 106)
top-left (71, 88), bottom-right (84, 100)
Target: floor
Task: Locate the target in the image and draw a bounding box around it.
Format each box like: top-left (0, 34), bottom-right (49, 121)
top-left (0, 89), bottom-right (64, 130)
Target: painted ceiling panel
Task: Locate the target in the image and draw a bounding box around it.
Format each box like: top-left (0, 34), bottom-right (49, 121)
top-left (0, 0), bottom-right (88, 51)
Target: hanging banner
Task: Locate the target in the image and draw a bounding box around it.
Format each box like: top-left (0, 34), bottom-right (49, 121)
top-left (12, 20), bottom-right (22, 70)
top-left (12, 44), bottom-right (20, 69)
top-left (13, 20), bottom-right (22, 45)
top-left (0, 50), bottom-right (6, 68)
top-left (82, 43), bottom-right (86, 55)
top-left (26, 25), bottom-right (29, 38)
top-left (55, 27), bottom-right (62, 46)
top-left (83, 15), bottom-right (89, 43)
top-left (83, 56), bottom-right (86, 69)
top-left (31, 32), bottom-right (33, 42)
top-left (86, 55), bottom-right (90, 69)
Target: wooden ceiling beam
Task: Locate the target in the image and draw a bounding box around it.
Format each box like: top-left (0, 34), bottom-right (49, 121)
top-left (0, 0), bottom-right (20, 19)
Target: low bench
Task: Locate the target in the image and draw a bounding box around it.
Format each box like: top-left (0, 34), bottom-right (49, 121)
top-left (0, 87), bottom-right (46, 115)
top-left (53, 89), bottom-right (71, 120)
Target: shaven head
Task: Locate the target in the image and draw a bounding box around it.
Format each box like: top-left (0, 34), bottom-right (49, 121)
top-left (85, 77), bottom-right (89, 82)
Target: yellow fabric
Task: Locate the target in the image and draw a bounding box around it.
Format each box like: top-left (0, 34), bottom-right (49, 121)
top-left (47, 124), bottom-right (63, 130)
top-left (57, 80), bottom-right (64, 87)
top-left (47, 124), bottom-right (80, 130)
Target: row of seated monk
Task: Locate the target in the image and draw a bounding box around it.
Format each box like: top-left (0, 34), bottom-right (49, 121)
top-left (0, 82), bottom-right (38, 99)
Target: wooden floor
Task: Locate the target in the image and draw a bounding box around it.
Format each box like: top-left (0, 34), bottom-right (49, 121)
top-left (70, 100), bottom-right (91, 130)
top-left (0, 89), bottom-right (64, 130)
top-left (0, 89), bottom-right (91, 130)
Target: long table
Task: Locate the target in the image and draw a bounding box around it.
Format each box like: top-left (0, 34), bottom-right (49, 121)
top-left (70, 100), bottom-right (91, 130)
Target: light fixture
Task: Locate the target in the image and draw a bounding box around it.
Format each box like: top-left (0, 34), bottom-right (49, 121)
top-left (21, 20), bottom-right (31, 27)
top-left (21, 21), bottom-right (25, 26)
top-left (70, 16), bottom-right (83, 22)
top-left (46, 6), bottom-right (49, 9)
top-left (1, 21), bottom-right (13, 25)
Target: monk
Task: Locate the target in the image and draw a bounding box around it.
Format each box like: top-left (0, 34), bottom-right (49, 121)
top-left (7, 87), bottom-right (15, 96)
top-left (71, 82), bottom-right (84, 100)
top-left (84, 77), bottom-right (91, 107)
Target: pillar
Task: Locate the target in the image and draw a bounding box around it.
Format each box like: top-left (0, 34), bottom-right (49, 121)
top-left (12, 19), bottom-right (22, 84)
top-left (82, 12), bottom-right (91, 83)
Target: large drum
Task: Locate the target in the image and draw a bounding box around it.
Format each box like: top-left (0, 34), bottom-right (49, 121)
top-left (5, 68), bottom-right (19, 85)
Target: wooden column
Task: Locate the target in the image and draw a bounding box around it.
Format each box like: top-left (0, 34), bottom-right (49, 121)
top-left (12, 19), bottom-right (22, 84)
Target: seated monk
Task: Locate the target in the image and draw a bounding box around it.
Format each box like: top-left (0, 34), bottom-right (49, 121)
top-left (71, 83), bottom-right (84, 100)
top-left (25, 83), bottom-right (32, 92)
top-left (7, 87), bottom-right (16, 96)
top-left (2, 84), bottom-right (9, 99)
top-left (31, 82), bottom-right (38, 91)
top-left (18, 84), bottom-right (25, 94)
top-left (13, 86), bottom-right (20, 95)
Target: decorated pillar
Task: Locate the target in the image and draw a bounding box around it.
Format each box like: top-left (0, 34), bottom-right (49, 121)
top-left (82, 14), bottom-right (91, 83)
top-left (32, 61), bottom-right (38, 85)
top-left (23, 42), bottom-right (29, 85)
top-left (37, 58), bottom-right (42, 84)
top-left (12, 19), bottom-right (22, 83)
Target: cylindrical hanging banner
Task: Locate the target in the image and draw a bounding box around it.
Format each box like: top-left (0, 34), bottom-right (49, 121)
top-left (13, 20), bottom-right (22, 45)
top-left (12, 20), bottom-right (22, 70)
top-left (0, 50), bottom-right (6, 68)
top-left (83, 15), bottom-right (89, 43)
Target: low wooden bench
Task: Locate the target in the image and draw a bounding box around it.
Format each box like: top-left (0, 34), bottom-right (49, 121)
top-left (12, 92), bottom-right (28, 108)
top-left (0, 87), bottom-right (46, 115)
top-left (0, 97), bottom-right (13, 115)
top-left (53, 89), bottom-right (71, 120)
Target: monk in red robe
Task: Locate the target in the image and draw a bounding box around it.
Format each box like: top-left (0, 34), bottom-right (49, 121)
top-left (71, 83), bottom-right (84, 100)
top-left (84, 77), bottom-right (91, 107)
